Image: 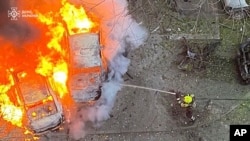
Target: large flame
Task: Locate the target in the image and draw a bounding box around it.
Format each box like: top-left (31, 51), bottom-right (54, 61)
top-left (0, 70), bottom-right (23, 127)
top-left (0, 0), bottom-right (97, 132)
top-left (35, 56), bottom-right (68, 98)
top-left (35, 0), bottom-right (97, 98)
top-left (60, 0), bottom-right (96, 35)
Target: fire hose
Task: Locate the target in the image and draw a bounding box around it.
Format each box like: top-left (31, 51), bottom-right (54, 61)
top-left (121, 84), bottom-right (250, 101)
top-left (121, 84), bottom-right (176, 95)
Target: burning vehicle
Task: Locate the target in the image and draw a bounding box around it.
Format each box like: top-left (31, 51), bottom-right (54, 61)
top-left (67, 32), bottom-right (107, 102)
top-left (55, 0), bottom-right (107, 103)
top-left (237, 38), bottom-right (250, 84)
top-left (1, 0), bottom-right (109, 137)
top-left (221, 0), bottom-right (250, 19)
top-left (10, 70), bottom-right (64, 134)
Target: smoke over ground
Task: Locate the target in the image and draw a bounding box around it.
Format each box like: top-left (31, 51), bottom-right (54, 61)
top-left (68, 0), bottom-right (148, 140)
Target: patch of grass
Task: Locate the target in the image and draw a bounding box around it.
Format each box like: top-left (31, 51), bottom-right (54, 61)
top-left (205, 55), bottom-right (237, 82)
top-left (219, 18), bottom-right (250, 50)
top-left (161, 13), bottom-right (218, 35)
top-left (224, 101), bottom-right (250, 124)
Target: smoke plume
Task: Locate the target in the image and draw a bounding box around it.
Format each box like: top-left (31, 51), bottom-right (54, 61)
top-left (0, 0), bottom-right (39, 47)
top-left (68, 0), bottom-right (148, 140)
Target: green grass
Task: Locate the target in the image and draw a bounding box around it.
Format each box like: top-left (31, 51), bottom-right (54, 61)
top-left (224, 101), bottom-right (250, 124)
top-left (219, 17), bottom-right (250, 48)
top-left (205, 56), bottom-right (237, 82)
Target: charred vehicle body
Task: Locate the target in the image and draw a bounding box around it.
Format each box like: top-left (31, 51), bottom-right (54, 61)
top-left (237, 39), bottom-right (250, 84)
top-left (221, 0), bottom-right (250, 19)
top-left (67, 32), bottom-right (107, 103)
top-left (11, 71), bottom-right (64, 134)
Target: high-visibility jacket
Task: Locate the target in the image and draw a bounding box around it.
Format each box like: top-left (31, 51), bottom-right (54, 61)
top-left (177, 94), bottom-right (195, 108)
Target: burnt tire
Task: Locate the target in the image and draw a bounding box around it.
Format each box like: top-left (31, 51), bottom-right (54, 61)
top-left (236, 53), bottom-right (248, 85)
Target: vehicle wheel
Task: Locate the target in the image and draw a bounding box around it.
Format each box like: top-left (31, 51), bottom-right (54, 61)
top-left (239, 77), bottom-right (250, 85)
top-left (235, 56), bottom-right (247, 85)
top-left (239, 72), bottom-right (249, 85)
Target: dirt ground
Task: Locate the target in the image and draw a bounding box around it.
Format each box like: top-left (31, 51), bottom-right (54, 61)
top-left (79, 0), bottom-right (250, 141)
top-left (2, 0), bottom-right (250, 141)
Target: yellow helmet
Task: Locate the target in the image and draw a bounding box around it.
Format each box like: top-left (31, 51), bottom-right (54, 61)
top-left (183, 95), bottom-right (193, 104)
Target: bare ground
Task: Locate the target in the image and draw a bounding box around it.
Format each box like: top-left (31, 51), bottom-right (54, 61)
top-left (80, 0), bottom-right (250, 141)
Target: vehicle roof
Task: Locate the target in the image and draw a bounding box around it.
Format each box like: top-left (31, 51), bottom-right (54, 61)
top-left (69, 33), bottom-right (101, 69)
top-left (15, 72), bottom-right (51, 105)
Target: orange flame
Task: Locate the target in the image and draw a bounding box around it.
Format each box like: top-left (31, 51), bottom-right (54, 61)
top-left (51, 61), bottom-right (68, 98)
top-left (24, 129), bottom-right (40, 140)
top-left (60, 0), bottom-right (96, 35)
top-left (36, 7), bottom-right (68, 98)
top-left (35, 0), bottom-right (97, 98)
top-left (35, 56), bottom-right (68, 98)
top-left (37, 13), bottom-right (66, 54)
top-left (0, 0), bottom-right (97, 130)
top-left (0, 104), bottom-right (23, 127)
top-left (0, 71), bottom-right (23, 127)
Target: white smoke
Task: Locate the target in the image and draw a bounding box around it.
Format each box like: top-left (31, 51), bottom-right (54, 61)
top-left (68, 0), bottom-right (148, 140)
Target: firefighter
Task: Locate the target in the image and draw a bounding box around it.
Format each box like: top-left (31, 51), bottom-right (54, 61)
top-left (176, 92), bottom-right (196, 121)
